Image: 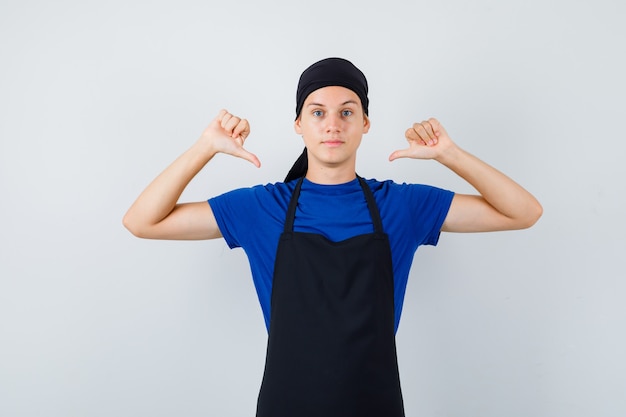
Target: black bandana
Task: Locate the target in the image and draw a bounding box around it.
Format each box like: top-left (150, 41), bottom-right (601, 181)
top-left (295, 57), bottom-right (369, 119)
top-left (286, 58), bottom-right (369, 182)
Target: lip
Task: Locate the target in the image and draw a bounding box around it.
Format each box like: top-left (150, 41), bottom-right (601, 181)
top-left (322, 140), bottom-right (344, 147)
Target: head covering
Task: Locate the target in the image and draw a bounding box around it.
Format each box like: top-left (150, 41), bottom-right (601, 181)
top-left (295, 57), bottom-right (369, 119)
top-left (286, 57), bottom-right (369, 182)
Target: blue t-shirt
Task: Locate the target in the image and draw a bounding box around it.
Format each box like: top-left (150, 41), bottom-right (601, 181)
top-left (208, 177), bottom-right (454, 333)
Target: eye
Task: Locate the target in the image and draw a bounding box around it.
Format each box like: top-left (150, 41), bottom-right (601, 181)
top-left (313, 110), bottom-right (323, 117)
top-left (342, 110), bottom-right (353, 117)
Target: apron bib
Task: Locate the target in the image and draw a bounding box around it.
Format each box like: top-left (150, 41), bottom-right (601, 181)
top-left (256, 176), bottom-right (405, 417)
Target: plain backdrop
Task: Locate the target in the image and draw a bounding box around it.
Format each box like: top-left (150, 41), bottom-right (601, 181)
top-left (1, 0), bottom-right (624, 416)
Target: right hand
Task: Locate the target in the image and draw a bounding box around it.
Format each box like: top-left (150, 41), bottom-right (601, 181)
top-left (389, 117), bottom-right (457, 163)
top-left (197, 109), bottom-right (261, 167)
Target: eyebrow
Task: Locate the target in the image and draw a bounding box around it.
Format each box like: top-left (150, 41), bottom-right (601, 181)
top-left (307, 100), bottom-right (359, 107)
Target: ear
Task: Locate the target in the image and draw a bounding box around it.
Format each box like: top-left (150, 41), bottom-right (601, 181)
top-left (294, 117), bottom-right (302, 135)
top-left (362, 115), bottom-right (370, 134)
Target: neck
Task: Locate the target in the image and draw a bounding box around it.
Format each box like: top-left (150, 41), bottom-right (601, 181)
top-left (305, 164), bottom-right (357, 185)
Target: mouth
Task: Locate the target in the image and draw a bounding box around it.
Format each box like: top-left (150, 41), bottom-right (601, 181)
top-left (322, 139), bottom-right (344, 147)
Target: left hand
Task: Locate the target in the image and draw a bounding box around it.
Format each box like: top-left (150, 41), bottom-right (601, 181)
top-left (389, 117), bottom-right (455, 162)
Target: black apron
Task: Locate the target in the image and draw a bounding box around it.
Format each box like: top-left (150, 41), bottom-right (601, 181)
top-left (256, 176), bottom-right (405, 417)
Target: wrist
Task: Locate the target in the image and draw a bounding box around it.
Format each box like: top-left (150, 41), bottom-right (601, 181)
top-left (189, 139), bottom-right (218, 162)
top-left (435, 144), bottom-right (464, 167)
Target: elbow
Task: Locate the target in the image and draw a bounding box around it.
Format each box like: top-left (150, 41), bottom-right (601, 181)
top-left (122, 212), bottom-right (148, 238)
top-left (530, 199), bottom-right (544, 227)
top-left (520, 200), bottom-right (543, 229)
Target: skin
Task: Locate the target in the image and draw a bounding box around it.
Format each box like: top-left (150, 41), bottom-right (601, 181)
top-left (122, 86), bottom-right (542, 240)
top-left (295, 87), bottom-right (370, 184)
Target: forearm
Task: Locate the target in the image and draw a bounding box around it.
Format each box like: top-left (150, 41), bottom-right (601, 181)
top-left (438, 146), bottom-right (543, 228)
top-left (123, 143), bottom-right (215, 235)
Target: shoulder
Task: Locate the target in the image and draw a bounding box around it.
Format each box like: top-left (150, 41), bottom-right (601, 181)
top-left (364, 177), bottom-right (454, 245)
top-left (364, 177), bottom-right (453, 202)
top-left (364, 177), bottom-right (455, 227)
top-left (208, 181), bottom-right (297, 221)
top-left (210, 181), bottom-right (294, 203)
top-left (207, 181), bottom-right (296, 248)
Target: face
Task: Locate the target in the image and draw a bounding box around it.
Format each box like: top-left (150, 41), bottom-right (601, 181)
top-left (294, 86), bottom-right (370, 175)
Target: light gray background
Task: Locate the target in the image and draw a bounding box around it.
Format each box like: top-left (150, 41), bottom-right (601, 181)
top-left (1, 0), bottom-right (624, 416)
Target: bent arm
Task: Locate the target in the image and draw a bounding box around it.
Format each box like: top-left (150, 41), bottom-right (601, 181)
top-left (122, 146), bottom-right (222, 240)
top-left (390, 118), bottom-right (542, 233)
top-left (439, 146), bottom-right (543, 232)
top-left (123, 110), bottom-right (259, 240)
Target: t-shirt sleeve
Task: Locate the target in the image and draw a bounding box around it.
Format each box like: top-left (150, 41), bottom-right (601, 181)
top-left (208, 183), bottom-right (288, 250)
top-left (407, 184), bottom-right (454, 246)
top-left (208, 187), bottom-right (258, 249)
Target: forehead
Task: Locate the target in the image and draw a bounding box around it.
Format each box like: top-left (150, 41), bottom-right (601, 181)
top-left (304, 86), bottom-right (361, 106)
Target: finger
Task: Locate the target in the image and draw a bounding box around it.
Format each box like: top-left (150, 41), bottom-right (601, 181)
top-left (216, 108), bottom-right (229, 121)
top-left (232, 119), bottom-right (250, 141)
top-left (405, 127), bottom-right (418, 142)
top-left (421, 120), bottom-right (439, 145)
top-left (235, 148), bottom-right (261, 168)
top-left (220, 114), bottom-right (231, 131)
top-left (388, 148), bottom-right (411, 161)
top-left (210, 109), bottom-right (228, 130)
top-left (428, 117), bottom-right (445, 138)
top-left (414, 122), bottom-right (436, 145)
top-left (218, 110), bottom-right (232, 129)
top-left (405, 127), bottom-right (428, 146)
top-left (421, 120), bottom-right (435, 138)
top-left (223, 115), bottom-right (241, 135)
top-left (411, 124), bottom-right (429, 144)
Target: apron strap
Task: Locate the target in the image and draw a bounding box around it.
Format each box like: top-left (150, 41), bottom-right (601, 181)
top-left (284, 176), bottom-right (383, 234)
top-left (357, 175), bottom-right (384, 234)
top-left (284, 177), bottom-right (305, 233)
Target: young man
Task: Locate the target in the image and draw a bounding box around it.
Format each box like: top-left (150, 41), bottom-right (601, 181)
top-left (123, 58), bottom-right (542, 417)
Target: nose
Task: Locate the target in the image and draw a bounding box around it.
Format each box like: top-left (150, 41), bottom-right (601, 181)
top-left (324, 113), bottom-right (341, 132)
